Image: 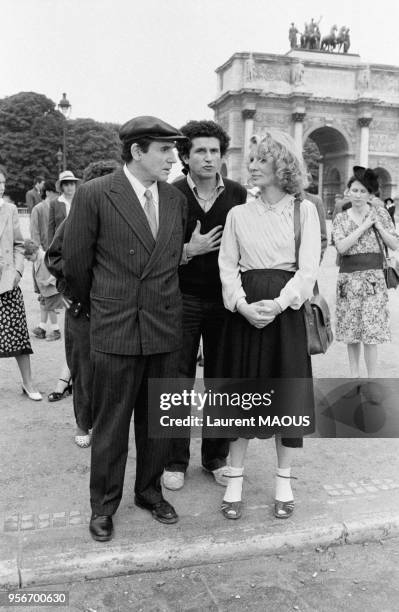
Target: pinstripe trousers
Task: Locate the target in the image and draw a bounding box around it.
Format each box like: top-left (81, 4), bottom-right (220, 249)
top-left (89, 349), bottom-right (179, 516)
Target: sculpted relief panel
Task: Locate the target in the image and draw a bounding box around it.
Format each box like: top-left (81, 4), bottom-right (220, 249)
top-left (254, 113), bottom-right (290, 130)
top-left (371, 72), bottom-right (399, 94)
top-left (245, 60), bottom-right (291, 83)
top-left (371, 119), bottom-right (399, 133)
top-left (369, 132), bottom-right (399, 153)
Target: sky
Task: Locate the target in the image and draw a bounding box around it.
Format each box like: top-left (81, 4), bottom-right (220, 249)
top-left (3, 0), bottom-right (399, 130)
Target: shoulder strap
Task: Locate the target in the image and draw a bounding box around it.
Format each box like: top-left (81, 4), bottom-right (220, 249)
top-left (293, 193), bottom-right (302, 268)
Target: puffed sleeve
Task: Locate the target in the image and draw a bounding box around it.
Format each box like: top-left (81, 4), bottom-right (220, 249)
top-left (218, 208), bottom-right (246, 311)
top-left (276, 199), bottom-right (321, 311)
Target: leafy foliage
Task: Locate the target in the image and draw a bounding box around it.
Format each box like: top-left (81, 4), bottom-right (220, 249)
top-left (0, 92), bottom-right (121, 203)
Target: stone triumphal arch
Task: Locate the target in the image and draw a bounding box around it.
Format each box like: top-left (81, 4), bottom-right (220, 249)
top-left (209, 48), bottom-right (399, 212)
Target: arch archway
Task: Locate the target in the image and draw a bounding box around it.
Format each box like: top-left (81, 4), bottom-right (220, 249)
top-left (373, 167), bottom-right (392, 200)
top-left (304, 127), bottom-right (349, 214)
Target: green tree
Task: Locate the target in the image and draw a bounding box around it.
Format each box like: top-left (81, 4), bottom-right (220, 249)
top-left (0, 92), bottom-right (64, 202)
top-left (66, 118), bottom-right (121, 178)
top-left (0, 92), bottom-right (122, 203)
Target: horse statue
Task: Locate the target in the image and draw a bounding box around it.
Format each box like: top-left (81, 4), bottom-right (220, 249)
top-left (336, 26), bottom-right (351, 53)
top-left (321, 25), bottom-right (338, 52)
top-left (300, 17), bottom-right (322, 49)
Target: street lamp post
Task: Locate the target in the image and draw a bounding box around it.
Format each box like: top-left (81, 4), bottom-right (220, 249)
top-left (56, 148), bottom-right (63, 175)
top-left (57, 93), bottom-right (71, 171)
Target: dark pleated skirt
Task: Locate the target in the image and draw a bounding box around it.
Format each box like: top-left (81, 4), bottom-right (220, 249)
top-left (215, 269), bottom-right (314, 446)
top-left (0, 287), bottom-right (33, 357)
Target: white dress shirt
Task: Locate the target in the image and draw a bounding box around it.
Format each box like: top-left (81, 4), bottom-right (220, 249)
top-left (186, 172), bottom-right (224, 213)
top-left (123, 165), bottom-right (159, 225)
top-left (218, 193), bottom-right (321, 312)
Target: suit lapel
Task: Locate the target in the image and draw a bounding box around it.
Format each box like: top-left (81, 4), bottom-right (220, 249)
top-left (107, 168), bottom-right (155, 254)
top-left (141, 182), bottom-right (179, 277)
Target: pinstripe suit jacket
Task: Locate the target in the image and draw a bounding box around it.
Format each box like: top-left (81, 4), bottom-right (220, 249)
top-left (63, 168), bottom-right (187, 356)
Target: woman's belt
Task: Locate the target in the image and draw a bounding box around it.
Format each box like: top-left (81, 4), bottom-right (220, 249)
top-left (339, 253), bottom-right (383, 273)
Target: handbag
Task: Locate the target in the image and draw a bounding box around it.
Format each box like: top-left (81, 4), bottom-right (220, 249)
top-left (293, 196), bottom-right (333, 355)
top-left (372, 227), bottom-right (399, 290)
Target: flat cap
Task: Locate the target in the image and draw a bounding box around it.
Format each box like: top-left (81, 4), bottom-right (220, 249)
top-left (119, 115), bottom-right (186, 143)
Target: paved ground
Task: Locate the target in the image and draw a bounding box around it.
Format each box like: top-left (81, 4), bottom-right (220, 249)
top-left (7, 537), bottom-right (398, 612)
top-left (1, 218), bottom-right (399, 591)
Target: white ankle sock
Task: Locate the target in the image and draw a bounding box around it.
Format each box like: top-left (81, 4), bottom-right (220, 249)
top-left (275, 467), bottom-right (293, 502)
top-left (39, 323), bottom-right (47, 330)
top-left (51, 324), bottom-right (60, 331)
top-left (223, 467), bottom-right (244, 502)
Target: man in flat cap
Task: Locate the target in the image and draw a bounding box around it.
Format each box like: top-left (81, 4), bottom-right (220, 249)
top-left (63, 116), bottom-right (187, 541)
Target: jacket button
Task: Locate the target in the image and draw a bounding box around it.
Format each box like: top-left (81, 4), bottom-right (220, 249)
top-left (129, 249), bottom-right (135, 255)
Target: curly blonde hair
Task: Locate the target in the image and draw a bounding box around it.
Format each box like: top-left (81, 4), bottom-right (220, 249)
top-left (250, 130), bottom-right (308, 194)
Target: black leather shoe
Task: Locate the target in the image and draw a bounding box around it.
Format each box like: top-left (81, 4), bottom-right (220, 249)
top-left (134, 497), bottom-right (179, 524)
top-left (89, 514), bottom-right (114, 541)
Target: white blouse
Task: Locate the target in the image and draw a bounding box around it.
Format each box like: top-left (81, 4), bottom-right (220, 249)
top-left (218, 194), bottom-right (321, 312)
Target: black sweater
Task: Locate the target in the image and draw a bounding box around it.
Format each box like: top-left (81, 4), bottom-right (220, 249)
top-left (174, 177), bottom-right (247, 300)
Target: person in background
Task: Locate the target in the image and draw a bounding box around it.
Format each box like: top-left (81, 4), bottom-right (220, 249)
top-left (30, 180), bottom-right (57, 252)
top-left (332, 192), bottom-right (351, 221)
top-left (162, 120), bottom-right (247, 492)
top-left (384, 197), bottom-right (396, 226)
top-left (332, 167), bottom-right (399, 377)
top-left (0, 166), bottom-right (42, 400)
top-left (48, 170), bottom-right (80, 243)
top-left (25, 176), bottom-right (44, 214)
top-left (23, 239), bottom-right (62, 343)
top-left (217, 130), bottom-right (320, 520)
top-left (30, 181), bottom-right (58, 340)
top-left (45, 160), bottom-right (121, 448)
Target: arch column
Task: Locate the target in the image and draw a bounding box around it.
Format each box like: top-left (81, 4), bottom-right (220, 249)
top-left (358, 117), bottom-right (372, 167)
top-left (241, 107), bottom-right (256, 183)
top-left (292, 112), bottom-right (306, 151)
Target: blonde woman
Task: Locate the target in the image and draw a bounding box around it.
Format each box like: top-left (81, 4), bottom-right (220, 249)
top-left (217, 131), bottom-right (320, 519)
